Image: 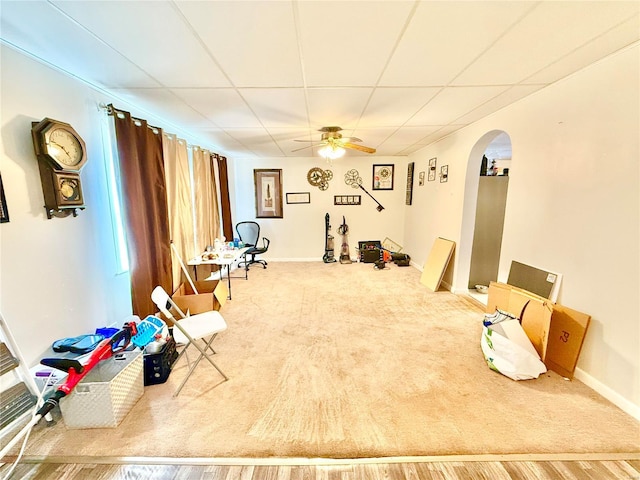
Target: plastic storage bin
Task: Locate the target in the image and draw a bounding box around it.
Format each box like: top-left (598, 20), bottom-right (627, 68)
top-left (59, 349), bottom-right (143, 429)
top-left (144, 337), bottom-right (178, 386)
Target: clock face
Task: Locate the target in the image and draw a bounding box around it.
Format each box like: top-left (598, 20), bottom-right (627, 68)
top-left (47, 128), bottom-right (84, 167)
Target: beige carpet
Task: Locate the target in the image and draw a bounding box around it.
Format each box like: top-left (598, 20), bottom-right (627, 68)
top-left (15, 262), bottom-right (640, 458)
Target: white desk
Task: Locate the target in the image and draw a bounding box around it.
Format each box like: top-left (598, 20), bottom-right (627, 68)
top-left (187, 247), bottom-right (250, 300)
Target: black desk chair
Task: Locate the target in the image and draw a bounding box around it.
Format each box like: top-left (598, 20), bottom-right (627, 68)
top-left (236, 221), bottom-right (270, 270)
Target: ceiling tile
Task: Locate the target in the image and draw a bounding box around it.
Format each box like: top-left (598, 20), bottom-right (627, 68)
top-left (170, 88), bottom-right (262, 128)
top-left (223, 128), bottom-right (285, 157)
top-left (416, 125), bottom-right (467, 147)
top-left (359, 87), bottom-right (441, 126)
top-left (175, 1), bottom-right (303, 88)
top-left (267, 127), bottom-right (319, 157)
top-left (525, 14), bottom-right (640, 84)
top-left (239, 88), bottom-right (308, 128)
top-left (455, 85), bottom-right (545, 124)
top-left (453, 1), bottom-right (640, 85)
top-left (52, 0), bottom-right (231, 88)
top-left (190, 128), bottom-right (258, 159)
top-left (408, 86), bottom-right (508, 126)
top-left (307, 88), bottom-right (373, 129)
top-left (111, 88), bottom-right (211, 129)
top-left (297, 1), bottom-right (415, 86)
top-left (380, 1), bottom-right (536, 86)
top-left (381, 126), bottom-right (443, 145)
top-left (350, 127), bottom-right (400, 147)
top-left (0, 1), bottom-right (158, 89)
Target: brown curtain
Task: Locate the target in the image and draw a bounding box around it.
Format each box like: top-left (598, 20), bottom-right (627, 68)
top-left (208, 153), bottom-right (222, 241)
top-left (216, 155), bottom-right (233, 241)
top-left (162, 133), bottom-right (195, 291)
top-left (110, 105), bottom-right (172, 318)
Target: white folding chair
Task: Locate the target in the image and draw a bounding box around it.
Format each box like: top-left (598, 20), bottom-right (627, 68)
top-left (151, 286), bottom-right (228, 396)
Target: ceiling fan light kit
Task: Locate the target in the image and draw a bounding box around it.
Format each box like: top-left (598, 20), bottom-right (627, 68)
top-left (318, 144), bottom-right (345, 161)
top-left (293, 126), bottom-right (376, 160)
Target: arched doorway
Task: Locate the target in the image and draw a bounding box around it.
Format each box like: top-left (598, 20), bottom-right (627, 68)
top-left (455, 130), bottom-right (512, 302)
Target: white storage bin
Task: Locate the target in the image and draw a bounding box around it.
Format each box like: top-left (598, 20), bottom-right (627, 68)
top-left (59, 349), bottom-right (143, 429)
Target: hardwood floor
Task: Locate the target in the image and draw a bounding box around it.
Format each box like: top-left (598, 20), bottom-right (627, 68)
top-left (2, 457), bottom-right (639, 480)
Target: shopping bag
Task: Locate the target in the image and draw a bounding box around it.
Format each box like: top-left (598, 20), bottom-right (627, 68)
top-left (480, 309), bottom-right (547, 381)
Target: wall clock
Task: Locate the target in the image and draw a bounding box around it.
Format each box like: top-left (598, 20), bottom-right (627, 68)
top-left (31, 118), bottom-right (87, 218)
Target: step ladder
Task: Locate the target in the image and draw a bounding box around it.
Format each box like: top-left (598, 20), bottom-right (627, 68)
top-left (0, 312), bottom-right (40, 451)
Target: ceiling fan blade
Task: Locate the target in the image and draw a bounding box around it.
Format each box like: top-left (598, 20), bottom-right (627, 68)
top-left (342, 142), bottom-right (376, 154)
top-left (291, 143), bottom-right (324, 153)
top-left (338, 137), bottom-right (363, 143)
top-left (293, 139), bottom-right (316, 142)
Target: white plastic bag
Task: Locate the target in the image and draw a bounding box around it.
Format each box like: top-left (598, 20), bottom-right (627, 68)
top-left (480, 310), bottom-right (547, 381)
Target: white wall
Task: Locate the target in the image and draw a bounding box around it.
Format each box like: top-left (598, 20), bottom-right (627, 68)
top-left (0, 45), bottom-right (211, 366)
top-left (404, 45), bottom-right (639, 414)
top-left (0, 46), bottom-right (130, 365)
top-left (230, 156), bottom-right (408, 261)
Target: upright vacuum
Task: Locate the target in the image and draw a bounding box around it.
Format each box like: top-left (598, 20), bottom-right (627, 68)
top-left (323, 213), bottom-right (336, 263)
top-left (337, 216), bottom-right (352, 264)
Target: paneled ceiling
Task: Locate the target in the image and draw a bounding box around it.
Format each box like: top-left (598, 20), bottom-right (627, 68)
top-left (1, 1), bottom-right (638, 160)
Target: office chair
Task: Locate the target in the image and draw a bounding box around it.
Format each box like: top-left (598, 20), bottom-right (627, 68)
top-left (151, 286), bottom-right (228, 396)
top-left (236, 221), bottom-right (270, 270)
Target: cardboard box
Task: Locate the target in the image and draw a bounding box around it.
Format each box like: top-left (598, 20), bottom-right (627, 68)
top-left (175, 279), bottom-right (226, 311)
top-left (486, 282), bottom-right (552, 360)
top-left (545, 305), bottom-right (591, 379)
top-left (157, 280), bottom-right (227, 325)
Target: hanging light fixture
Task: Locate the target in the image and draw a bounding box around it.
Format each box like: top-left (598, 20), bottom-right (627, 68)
top-left (318, 144), bottom-right (346, 162)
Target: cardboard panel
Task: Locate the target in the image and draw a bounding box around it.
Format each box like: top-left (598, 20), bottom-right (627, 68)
top-left (214, 280), bottom-right (229, 308)
top-left (545, 305), bottom-right (591, 379)
top-left (486, 281), bottom-right (510, 313)
top-left (486, 282), bottom-right (552, 360)
top-left (420, 237), bottom-right (455, 292)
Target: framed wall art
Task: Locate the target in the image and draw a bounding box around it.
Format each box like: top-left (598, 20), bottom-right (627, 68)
top-left (419, 171), bottom-right (425, 186)
top-left (372, 164), bottom-right (394, 190)
top-left (428, 158), bottom-right (437, 181)
top-left (405, 162), bottom-right (414, 205)
top-left (334, 195), bottom-right (361, 205)
top-left (440, 165), bottom-right (449, 183)
top-left (0, 173), bottom-right (9, 223)
top-left (254, 169), bottom-right (283, 218)
top-left (286, 192), bottom-right (310, 204)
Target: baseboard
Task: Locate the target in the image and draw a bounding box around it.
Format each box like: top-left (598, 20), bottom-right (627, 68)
top-left (265, 258), bottom-right (323, 262)
top-left (573, 368), bottom-right (640, 421)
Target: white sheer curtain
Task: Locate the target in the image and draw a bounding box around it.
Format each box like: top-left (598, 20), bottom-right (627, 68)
top-left (162, 133), bottom-right (195, 291)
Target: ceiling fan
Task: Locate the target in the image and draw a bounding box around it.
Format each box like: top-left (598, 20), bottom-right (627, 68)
top-left (292, 126), bottom-right (376, 159)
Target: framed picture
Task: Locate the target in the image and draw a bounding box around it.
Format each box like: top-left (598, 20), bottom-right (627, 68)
top-left (334, 195), bottom-right (361, 205)
top-left (286, 192), bottom-right (310, 204)
top-left (440, 165), bottom-right (449, 183)
top-left (419, 171), bottom-right (425, 186)
top-left (372, 164), bottom-right (394, 190)
top-left (0, 173), bottom-right (9, 223)
top-left (428, 158), bottom-right (437, 181)
top-left (405, 162), bottom-right (414, 206)
top-left (254, 169), bottom-right (283, 218)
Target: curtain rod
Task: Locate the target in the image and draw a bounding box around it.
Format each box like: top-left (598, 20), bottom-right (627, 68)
top-left (99, 102), bottom-right (226, 159)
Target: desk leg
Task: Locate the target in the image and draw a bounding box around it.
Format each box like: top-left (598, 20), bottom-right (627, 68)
top-left (193, 266), bottom-right (199, 281)
top-left (226, 264), bottom-right (232, 300)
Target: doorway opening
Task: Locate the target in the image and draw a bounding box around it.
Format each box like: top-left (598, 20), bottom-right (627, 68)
top-left (461, 131), bottom-right (512, 305)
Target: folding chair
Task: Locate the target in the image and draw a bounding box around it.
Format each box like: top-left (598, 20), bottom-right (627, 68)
top-left (151, 286), bottom-right (228, 396)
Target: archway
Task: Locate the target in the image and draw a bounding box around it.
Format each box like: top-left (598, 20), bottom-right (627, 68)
top-left (455, 130), bottom-right (512, 301)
